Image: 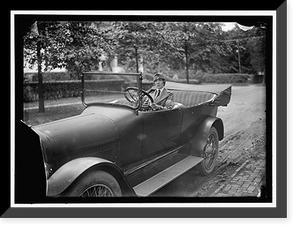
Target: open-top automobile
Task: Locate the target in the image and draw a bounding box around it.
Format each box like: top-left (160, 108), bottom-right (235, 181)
top-left (23, 72), bottom-right (231, 197)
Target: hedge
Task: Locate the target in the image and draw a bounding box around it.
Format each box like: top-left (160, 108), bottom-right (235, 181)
top-left (24, 72), bottom-right (73, 82)
top-left (23, 80), bottom-right (125, 102)
top-left (156, 71), bottom-right (252, 84)
top-left (24, 71), bottom-right (253, 85)
top-left (143, 72), bottom-right (198, 84)
top-left (23, 72), bottom-right (252, 102)
top-left (199, 73), bottom-right (252, 84)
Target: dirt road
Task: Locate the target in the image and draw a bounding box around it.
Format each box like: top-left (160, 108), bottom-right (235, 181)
top-left (152, 84), bottom-right (266, 197)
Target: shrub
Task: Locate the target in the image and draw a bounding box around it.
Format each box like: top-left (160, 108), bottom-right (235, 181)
top-left (23, 80), bottom-right (125, 102)
top-left (85, 73), bottom-right (137, 83)
top-left (200, 73), bottom-right (252, 84)
top-left (24, 72), bottom-right (73, 82)
top-left (143, 72), bottom-right (199, 84)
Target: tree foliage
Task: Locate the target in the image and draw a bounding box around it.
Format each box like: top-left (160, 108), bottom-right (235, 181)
top-left (24, 21), bottom-right (116, 112)
top-left (24, 20), bottom-right (267, 80)
top-left (104, 21), bottom-right (234, 82)
top-left (23, 20), bottom-right (267, 113)
top-left (24, 21), bottom-right (114, 78)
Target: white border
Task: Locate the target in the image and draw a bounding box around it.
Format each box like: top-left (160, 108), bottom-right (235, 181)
top-left (11, 10), bottom-right (277, 209)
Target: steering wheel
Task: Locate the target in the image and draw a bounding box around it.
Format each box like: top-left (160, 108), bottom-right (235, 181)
top-left (124, 87), bottom-right (154, 108)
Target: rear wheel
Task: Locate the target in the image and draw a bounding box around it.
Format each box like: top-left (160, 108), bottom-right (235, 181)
top-left (64, 171), bottom-right (122, 197)
top-left (198, 126), bottom-right (219, 175)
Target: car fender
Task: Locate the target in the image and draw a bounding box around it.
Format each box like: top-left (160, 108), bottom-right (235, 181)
top-left (47, 157), bottom-right (135, 197)
top-left (189, 116), bottom-right (224, 157)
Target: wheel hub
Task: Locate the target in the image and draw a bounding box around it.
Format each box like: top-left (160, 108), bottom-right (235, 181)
top-left (203, 135), bottom-right (217, 168)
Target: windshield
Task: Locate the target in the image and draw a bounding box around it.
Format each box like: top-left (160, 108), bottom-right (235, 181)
top-left (82, 72), bottom-right (151, 109)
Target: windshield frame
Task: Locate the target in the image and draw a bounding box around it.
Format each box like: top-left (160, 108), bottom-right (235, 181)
top-left (81, 72), bottom-right (143, 110)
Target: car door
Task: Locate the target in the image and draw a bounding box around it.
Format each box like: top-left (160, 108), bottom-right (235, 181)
top-left (141, 107), bottom-right (183, 156)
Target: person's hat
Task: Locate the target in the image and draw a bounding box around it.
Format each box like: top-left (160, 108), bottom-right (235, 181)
top-left (153, 73), bottom-right (166, 82)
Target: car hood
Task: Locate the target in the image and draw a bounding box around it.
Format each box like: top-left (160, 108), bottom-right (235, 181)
top-left (32, 112), bottom-right (119, 166)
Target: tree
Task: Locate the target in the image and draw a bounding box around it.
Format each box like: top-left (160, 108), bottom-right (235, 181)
top-left (221, 24), bottom-right (266, 76)
top-left (160, 22), bottom-right (228, 82)
top-left (246, 28), bottom-right (266, 83)
top-left (108, 21), bottom-right (230, 83)
top-left (24, 21), bottom-right (114, 112)
top-left (24, 21), bottom-right (61, 112)
top-left (108, 21), bottom-right (267, 82)
top-left (107, 22), bottom-right (174, 73)
top-left (55, 21), bottom-right (115, 78)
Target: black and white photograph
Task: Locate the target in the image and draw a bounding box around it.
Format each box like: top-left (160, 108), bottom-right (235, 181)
top-left (6, 6), bottom-right (287, 220)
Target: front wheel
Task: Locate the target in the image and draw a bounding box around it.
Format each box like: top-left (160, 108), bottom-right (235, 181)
top-left (198, 127), bottom-right (219, 176)
top-left (63, 171), bottom-right (122, 197)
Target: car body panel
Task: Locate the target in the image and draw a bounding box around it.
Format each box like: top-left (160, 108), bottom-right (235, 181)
top-left (81, 105), bottom-right (144, 167)
top-left (141, 107), bottom-right (184, 156)
top-left (33, 112), bottom-right (120, 173)
top-left (26, 72), bottom-right (231, 197)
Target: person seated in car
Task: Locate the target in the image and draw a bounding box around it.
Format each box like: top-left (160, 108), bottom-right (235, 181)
top-left (145, 73), bottom-right (174, 110)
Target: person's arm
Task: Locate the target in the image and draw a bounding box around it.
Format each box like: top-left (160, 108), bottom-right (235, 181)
top-left (164, 93), bottom-right (174, 109)
top-left (151, 93), bottom-right (174, 110)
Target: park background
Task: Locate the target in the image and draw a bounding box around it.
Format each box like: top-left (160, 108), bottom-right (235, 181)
top-left (23, 20), bottom-right (267, 114)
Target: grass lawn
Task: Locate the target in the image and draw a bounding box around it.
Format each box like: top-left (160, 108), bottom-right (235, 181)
top-left (23, 94), bottom-right (124, 126)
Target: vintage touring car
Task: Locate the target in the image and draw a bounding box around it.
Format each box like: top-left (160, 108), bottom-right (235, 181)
top-left (22, 72), bottom-right (231, 197)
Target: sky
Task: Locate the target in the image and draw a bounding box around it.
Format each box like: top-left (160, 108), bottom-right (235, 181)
top-left (221, 22), bottom-right (236, 31)
top-left (221, 22), bottom-right (255, 32)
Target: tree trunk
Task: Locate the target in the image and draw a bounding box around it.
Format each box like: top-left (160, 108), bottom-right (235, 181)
top-left (185, 44), bottom-right (189, 84)
top-left (262, 69), bottom-right (266, 85)
top-left (37, 39), bottom-right (45, 113)
top-left (134, 46), bottom-right (139, 73)
top-left (183, 23), bottom-right (190, 84)
top-left (237, 40), bottom-right (242, 73)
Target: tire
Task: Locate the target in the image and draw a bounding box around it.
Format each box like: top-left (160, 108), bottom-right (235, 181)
top-left (198, 126), bottom-right (219, 176)
top-left (63, 171), bottom-right (122, 197)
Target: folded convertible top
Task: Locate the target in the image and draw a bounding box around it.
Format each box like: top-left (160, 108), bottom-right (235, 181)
top-left (165, 82), bottom-right (232, 107)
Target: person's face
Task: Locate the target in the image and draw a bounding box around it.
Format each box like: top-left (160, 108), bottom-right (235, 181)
top-left (154, 78), bottom-right (165, 89)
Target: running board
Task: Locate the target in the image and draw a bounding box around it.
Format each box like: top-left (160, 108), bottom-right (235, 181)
top-left (133, 155), bottom-right (203, 197)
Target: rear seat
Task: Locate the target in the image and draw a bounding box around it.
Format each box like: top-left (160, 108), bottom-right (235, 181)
top-left (172, 91), bottom-right (215, 107)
